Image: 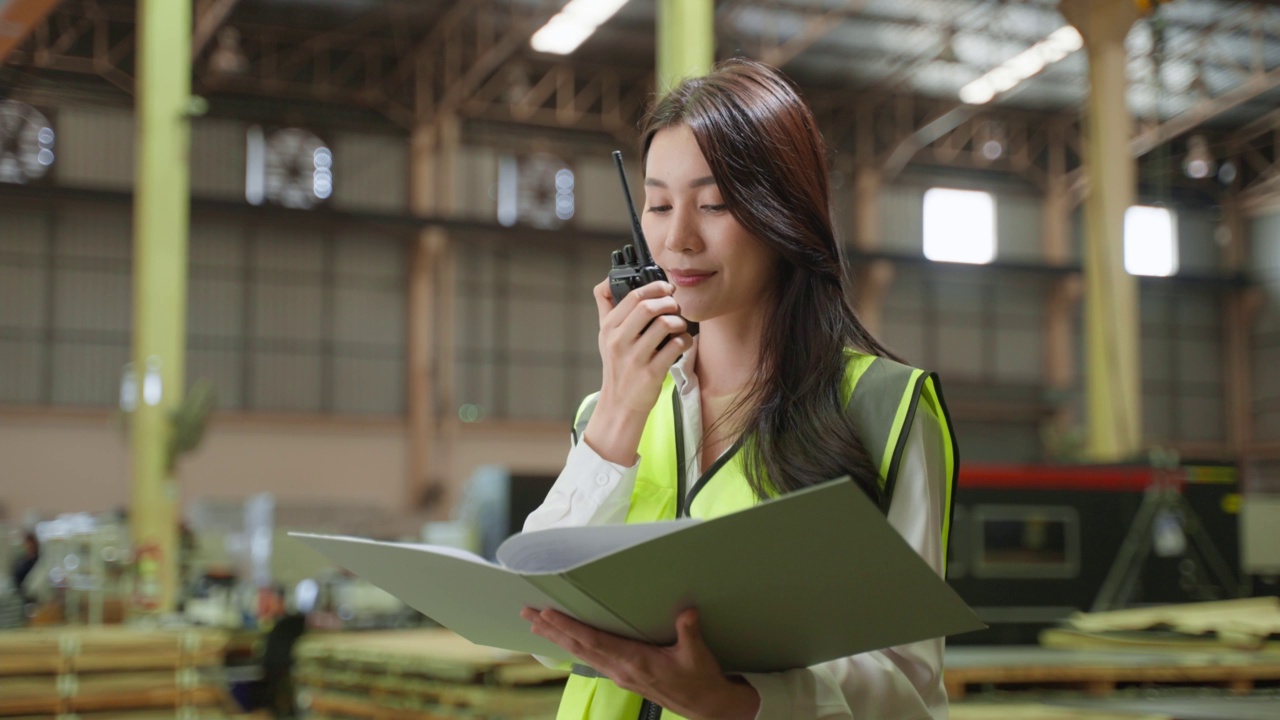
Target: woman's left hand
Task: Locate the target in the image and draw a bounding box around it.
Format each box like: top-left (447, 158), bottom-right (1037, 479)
top-left (521, 607), bottom-right (760, 720)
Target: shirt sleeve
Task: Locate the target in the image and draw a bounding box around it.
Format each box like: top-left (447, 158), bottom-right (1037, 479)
top-left (739, 404), bottom-right (950, 720)
top-left (523, 430), bottom-right (643, 671)
top-left (522, 434), bottom-right (641, 533)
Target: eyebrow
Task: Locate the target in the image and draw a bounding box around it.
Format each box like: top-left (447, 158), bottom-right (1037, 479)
top-left (644, 175), bottom-right (717, 189)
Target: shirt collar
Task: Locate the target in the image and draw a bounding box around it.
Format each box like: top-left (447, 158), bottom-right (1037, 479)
top-left (669, 335), bottom-right (698, 393)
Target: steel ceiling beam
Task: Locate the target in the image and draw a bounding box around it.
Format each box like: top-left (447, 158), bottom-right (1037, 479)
top-left (719, 0), bottom-right (874, 68)
top-left (3, 0), bottom-right (1270, 194)
top-left (463, 58), bottom-right (653, 141)
top-left (1130, 66), bottom-right (1280, 157)
top-left (0, 0), bottom-right (65, 64)
top-left (191, 0), bottom-right (242, 60)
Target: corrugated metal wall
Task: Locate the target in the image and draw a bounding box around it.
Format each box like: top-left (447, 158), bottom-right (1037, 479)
top-left (874, 182), bottom-right (1230, 458)
top-left (572, 154), bottom-right (631, 232)
top-left (56, 105), bottom-right (135, 189)
top-left (454, 235), bottom-right (604, 423)
top-left (332, 132), bottom-right (409, 214)
top-left (0, 208), bottom-right (53, 404)
top-left (1141, 282), bottom-right (1225, 443)
top-left (187, 219), bottom-right (408, 415)
top-left (1253, 210), bottom-right (1280, 442)
top-left (0, 204), bottom-right (408, 415)
top-left (0, 98), bottom-right (1246, 462)
top-left (29, 103), bottom-right (414, 213)
top-left (191, 118), bottom-right (247, 199)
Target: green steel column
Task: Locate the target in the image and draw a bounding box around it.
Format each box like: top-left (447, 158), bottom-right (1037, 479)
top-left (1060, 0), bottom-right (1141, 462)
top-left (130, 0), bottom-right (192, 615)
top-left (657, 0), bottom-right (714, 93)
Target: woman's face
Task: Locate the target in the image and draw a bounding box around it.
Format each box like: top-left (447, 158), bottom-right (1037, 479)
top-left (642, 124), bottom-right (779, 325)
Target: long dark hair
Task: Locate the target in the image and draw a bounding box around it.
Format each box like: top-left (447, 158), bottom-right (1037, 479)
top-left (641, 58), bottom-right (901, 504)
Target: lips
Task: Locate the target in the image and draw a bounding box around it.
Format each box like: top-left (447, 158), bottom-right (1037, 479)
top-left (668, 270), bottom-right (715, 287)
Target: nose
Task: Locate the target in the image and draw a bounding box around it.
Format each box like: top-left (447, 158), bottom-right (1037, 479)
top-left (662, 205), bottom-right (703, 255)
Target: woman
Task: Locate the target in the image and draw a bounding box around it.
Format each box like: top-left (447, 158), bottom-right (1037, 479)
top-left (521, 59), bottom-right (958, 720)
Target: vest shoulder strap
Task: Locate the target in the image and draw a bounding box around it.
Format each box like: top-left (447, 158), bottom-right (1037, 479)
top-left (845, 356), bottom-right (926, 512)
top-left (849, 357), bottom-right (960, 565)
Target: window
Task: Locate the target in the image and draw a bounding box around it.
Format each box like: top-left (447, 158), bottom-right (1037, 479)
top-left (971, 505), bottom-right (1081, 579)
top-left (1125, 205), bottom-right (1178, 277)
top-left (923, 188), bottom-right (996, 264)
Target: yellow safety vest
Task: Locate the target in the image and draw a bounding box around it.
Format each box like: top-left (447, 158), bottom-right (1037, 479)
top-left (558, 350), bottom-right (959, 720)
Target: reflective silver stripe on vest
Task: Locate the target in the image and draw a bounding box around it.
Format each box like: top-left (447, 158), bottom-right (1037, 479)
top-left (570, 663), bottom-right (603, 678)
top-left (844, 357), bottom-right (919, 504)
top-left (572, 393), bottom-right (600, 445)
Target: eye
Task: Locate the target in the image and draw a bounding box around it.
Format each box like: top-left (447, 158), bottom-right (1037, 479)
top-left (702, 204), bottom-right (728, 213)
top-left (647, 204), bottom-right (672, 214)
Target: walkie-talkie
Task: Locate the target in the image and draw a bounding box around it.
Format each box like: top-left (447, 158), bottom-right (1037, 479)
top-left (608, 150), bottom-right (699, 339)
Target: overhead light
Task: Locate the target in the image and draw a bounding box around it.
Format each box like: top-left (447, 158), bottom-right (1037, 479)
top-left (1189, 61), bottom-right (1211, 98)
top-left (960, 25), bottom-right (1083, 105)
top-left (938, 27), bottom-right (960, 64)
top-left (209, 26), bottom-right (249, 75)
top-left (1217, 161), bottom-right (1237, 185)
top-left (531, 0), bottom-right (630, 55)
top-left (1182, 134), bottom-right (1216, 180)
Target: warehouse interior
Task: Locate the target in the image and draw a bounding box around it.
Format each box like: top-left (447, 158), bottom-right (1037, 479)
top-left (2, 0), bottom-right (1280, 718)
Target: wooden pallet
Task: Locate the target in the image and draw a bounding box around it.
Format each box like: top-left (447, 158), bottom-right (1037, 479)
top-left (294, 630), bottom-right (567, 720)
top-left (301, 687), bottom-right (563, 720)
top-left (0, 626), bottom-right (232, 717)
top-left (1040, 628), bottom-right (1280, 655)
top-left (943, 647), bottom-right (1280, 700)
top-left (1066, 598), bottom-right (1280, 640)
top-left (3, 713), bottom-right (243, 720)
top-left (950, 703), bottom-right (1170, 720)
top-left (295, 629), bottom-right (567, 686)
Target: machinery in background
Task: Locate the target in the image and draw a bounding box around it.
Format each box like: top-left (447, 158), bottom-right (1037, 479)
top-left (184, 494), bottom-right (424, 631)
top-left (1239, 480), bottom-right (1280, 597)
top-left (2, 512), bottom-right (134, 626)
top-left (946, 461), bottom-right (1246, 645)
top-left (453, 466), bottom-right (557, 561)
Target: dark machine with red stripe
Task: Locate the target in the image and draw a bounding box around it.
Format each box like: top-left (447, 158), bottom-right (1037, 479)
top-left (945, 463), bottom-right (1242, 645)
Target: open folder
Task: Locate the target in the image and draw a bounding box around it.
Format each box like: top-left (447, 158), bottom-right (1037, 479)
top-left (291, 477), bottom-right (984, 674)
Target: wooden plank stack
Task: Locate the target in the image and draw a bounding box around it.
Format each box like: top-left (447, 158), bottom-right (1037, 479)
top-left (293, 629), bottom-right (568, 720)
top-left (1048, 597), bottom-right (1280, 651)
top-left (0, 626), bottom-right (232, 717)
top-left (945, 598), bottom-right (1280, 700)
top-left (944, 648), bottom-right (1280, 700)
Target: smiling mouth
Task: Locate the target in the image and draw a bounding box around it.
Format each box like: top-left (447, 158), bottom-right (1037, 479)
top-left (669, 270), bottom-right (715, 287)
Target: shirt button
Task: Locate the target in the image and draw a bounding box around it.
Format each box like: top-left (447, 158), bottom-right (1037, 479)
top-left (595, 473), bottom-right (610, 487)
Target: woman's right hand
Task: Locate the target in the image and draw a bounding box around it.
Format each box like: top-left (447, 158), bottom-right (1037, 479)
top-left (582, 279), bottom-right (692, 465)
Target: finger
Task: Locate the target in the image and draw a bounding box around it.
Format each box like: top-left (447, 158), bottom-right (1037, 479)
top-left (540, 610), bottom-right (645, 662)
top-left (636, 313), bottom-right (687, 354)
top-left (675, 608), bottom-right (700, 647)
top-left (651, 332), bottom-right (693, 368)
top-left (593, 280), bottom-right (615, 327)
top-left (607, 281), bottom-right (674, 334)
top-left (530, 613), bottom-right (622, 670)
top-left (670, 608), bottom-right (721, 673)
top-left (617, 294), bottom-right (681, 346)
top-left (539, 610), bottom-right (612, 647)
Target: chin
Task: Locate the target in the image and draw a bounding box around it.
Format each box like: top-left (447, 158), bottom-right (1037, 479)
top-left (680, 306), bottom-right (710, 324)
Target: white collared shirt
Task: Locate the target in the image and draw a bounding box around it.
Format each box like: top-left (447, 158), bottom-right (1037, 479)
top-left (525, 340), bottom-right (950, 720)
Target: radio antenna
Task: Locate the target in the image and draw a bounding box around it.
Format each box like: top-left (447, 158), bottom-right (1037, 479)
top-left (612, 150), bottom-right (653, 265)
